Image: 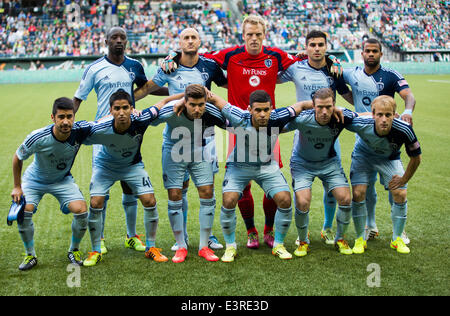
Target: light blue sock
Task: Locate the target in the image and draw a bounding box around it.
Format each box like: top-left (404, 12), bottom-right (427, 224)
top-left (182, 188), bottom-right (189, 240)
top-left (366, 183), bottom-right (378, 228)
top-left (352, 201), bottom-right (367, 239)
top-left (274, 207), bottom-right (292, 246)
top-left (18, 211), bottom-right (35, 256)
top-left (391, 201), bottom-right (407, 240)
top-left (168, 200), bottom-right (186, 249)
top-left (101, 195), bottom-right (109, 239)
top-left (220, 206), bottom-right (236, 245)
top-left (122, 193), bottom-right (138, 238)
top-left (323, 189), bottom-right (336, 230)
top-left (335, 205), bottom-right (351, 242)
top-left (143, 205), bottom-right (158, 249)
top-left (295, 208), bottom-right (309, 243)
top-left (70, 212), bottom-right (88, 251)
top-left (199, 198), bottom-right (216, 249)
top-left (88, 207), bottom-right (103, 253)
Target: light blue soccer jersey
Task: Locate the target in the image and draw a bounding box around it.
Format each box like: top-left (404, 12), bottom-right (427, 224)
top-left (278, 59), bottom-right (350, 101)
top-left (343, 65), bottom-right (410, 113)
top-left (84, 106), bottom-right (159, 170)
top-left (346, 116), bottom-right (421, 160)
top-left (222, 104), bottom-right (296, 165)
top-left (151, 100), bottom-right (227, 161)
top-left (16, 121), bottom-right (92, 184)
top-left (152, 55), bottom-right (227, 94)
top-left (74, 56), bottom-right (147, 120)
top-left (285, 109), bottom-right (358, 162)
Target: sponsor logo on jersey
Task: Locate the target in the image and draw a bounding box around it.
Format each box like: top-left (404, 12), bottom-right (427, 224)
top-left (249, 75), bottom-right (260, 87)
top-left (243, 68), bottom-right (267, 76)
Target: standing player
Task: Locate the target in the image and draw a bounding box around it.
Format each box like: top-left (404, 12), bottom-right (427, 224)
top-left (345, 95), bottom-right (421, 254)
top-left (135, 27), bottom-right (227, 251)
top-left (278, 30), bottom-right (353, 246)
top-left (11, 98), bottom-right (92, 270)
top-left (283, 88), bottom-right (357, 256)
top-left (343, 38), bottom-right (416, 242)
top-left (150, 84), bottom-right (228, 263)
top-left (82, 90), bottom-right (169, 266)
top-left (73, 27), bottom-right (167, 254)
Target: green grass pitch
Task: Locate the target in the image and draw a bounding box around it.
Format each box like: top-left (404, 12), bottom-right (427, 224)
top-left (0, 74), bottom-right (449, 296)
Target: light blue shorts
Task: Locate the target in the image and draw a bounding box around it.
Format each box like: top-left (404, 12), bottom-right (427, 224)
top-left (350, 151), bottom-right (407, 190)
top-left (162, 147), bottom-right (214, 189)
top-left (222, 163), bottom-right (290, 199)
top-left (22, 175), bottom-right (85, 214)
top-left (90, 162), bottom-right (154, 197)
top-left (290, 157), bottom-right (349, 193)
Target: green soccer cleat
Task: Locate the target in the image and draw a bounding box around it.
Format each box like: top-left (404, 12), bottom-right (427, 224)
top-left (294, 241), bottom-right (310, 257)
top-left (125, 235), bottom-right (146, 252)
top-left (19, 254), bottom-right (38, 271)
top-left (68, 249), bottom-right (83, 265)
top-left (352, 237), bottom-right (367, 254)
top-left (83, 251), bottom-right (102, 267)
top-left (321, 229), bottom-right (336, 245)
top-left (335, 239), bottom-right (353, 255)
top-left (390, 237), bottom-right (410, 254)
top-left (272, 244), bottom-right (292, 260)
top-left (101, 239), bottom-right (108, 254)
top-left (221, 246), bottom-right (237, 263)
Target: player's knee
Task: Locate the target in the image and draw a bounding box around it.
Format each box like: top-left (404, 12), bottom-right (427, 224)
top-left (168, 188), bottom-right (182, 201)
top-left (274, 192), bottom-right (291, 209)
top-left (140, 194), bottom-right (156, 208)
top-left (222, 194), bottom-right (238, 209)
top-left (197, 185), bottom-right (213, 199)
top-left (391, 189), bottom-right (407, 204)
top-left (295, 199), bottom-right (310, 212)
top-left (352, 186), bottom-right (367, 202)
top-left (336, 193), bottom-right (351, 206)
top-left (90, 196), bottom-right (104, 209)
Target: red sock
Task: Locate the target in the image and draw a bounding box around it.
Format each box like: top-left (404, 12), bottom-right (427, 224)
top-left (238, 184), bottom-right (256, 233)
top-left (263, 194), bottom-right (277, 234)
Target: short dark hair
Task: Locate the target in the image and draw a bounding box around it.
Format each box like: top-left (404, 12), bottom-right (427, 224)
top-left (184, 84), bottom-right (207, 101)
top-left (312, 87), bottom-right (335, 104)
top-left (362, 38), bottom-right (382, 52)
top-left (52, 97), bottom-right (74, 115)
top-left (109, 89), bottom-right (132, 107)
top-left (306, 30), bottom-right (327, 45)
top-left (249, 90), bottom-right (272, 107)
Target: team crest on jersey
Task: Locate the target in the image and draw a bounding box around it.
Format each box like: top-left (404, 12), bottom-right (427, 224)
top-left (128, 71), bottom-right (136, 81)
top-left (389, 142), bottom-right (399, 152)
top-left (201, 72), bottom-right (210, 82)
top-left (249, 75), bottom-right (260, 87)
top-left (330, 127), bottom-right (340, 136)
top-left (327, 76), bottom-right (334, 86)
top-left (264, 59), bottom-right (272, 68)
top-left (377, 81), bottom-right (384, 91)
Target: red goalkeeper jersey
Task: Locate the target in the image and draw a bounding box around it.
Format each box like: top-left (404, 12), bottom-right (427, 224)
top-left (202, 45), bottom-right (297, 110)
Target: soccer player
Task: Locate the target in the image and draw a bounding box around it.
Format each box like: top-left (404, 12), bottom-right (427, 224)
top-left (135, 27), bottom-right (227, 251)
top-left (73, 27), bottom-right (167, 254)
top-left (207, 89), bottom-right (312, 262)
top-left (278, 30), bottom-right (353, 246)
top-left (343, 38), bottom-right (416, 242)
top-left (11, 97), bottom-right (92, 270)
top-left (283, 88), bottom-right (357, 256)
top-left (150, 84), bottom-right (228, 263)
top-left (345, 95), bottom-right (421, 254)
top-left (82, 89), bottom-right (169, 266)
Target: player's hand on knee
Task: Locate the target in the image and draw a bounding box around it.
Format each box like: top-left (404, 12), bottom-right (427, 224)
top-left (388, 175), bottom-right (405, 191)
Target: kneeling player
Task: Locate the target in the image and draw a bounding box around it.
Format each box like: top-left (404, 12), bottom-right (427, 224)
top-left (11, 98), bottom-right (92, 270)
top-left (346, 95), bottom-right (421, 254)
top-left (283, 88), bottom-right (357, 256)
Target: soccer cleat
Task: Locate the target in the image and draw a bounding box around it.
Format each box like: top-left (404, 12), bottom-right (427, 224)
top-left (208, 235), bottom-right (223, 250)
top-left (294, 241), bottom-right (310, 257)
top-left (263, 231), bottom-right (275, 248)
top-left (125, 235), bottom-right (146, 252)
top-left (19, 254), bottom-right (38, 271)
top-left (171, 238), bottom-right (189, 251)
top-left (335, 239), bottom-right (353, 255)
top-left (100, 239), bottom-right (108, 254)
top-left (390, 237), bottom-right (410, 254)
top-left (221, 246), bottom-right (237, 263)
top-left (352, 237), bottom-right (367, 254)
top-left (364, 226), bottom-right (379, 241)
top-left (172, 247), bottom-right (188, 263)
top-left (321, 229), bottom-right (336, 245)
top-left (272, 244), bottom-right (292, 260)
top-left (246, 232), bottom-right (259, 249)
top-left (401, 231), bottom-right (410, 245)
top-left (295, 232), bottom-right (310, 246)
top-left (83, 251), bottom-right (102, 267)
top-left (145, 247), bottom-right (168, 262)
top-left (198, 247), bottom-right (219, 262)
top-left (68, 249), bottom-right (83, 266)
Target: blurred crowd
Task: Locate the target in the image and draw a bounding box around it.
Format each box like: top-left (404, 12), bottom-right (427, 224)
top-left (0, 0), bottom-right (448, 59)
